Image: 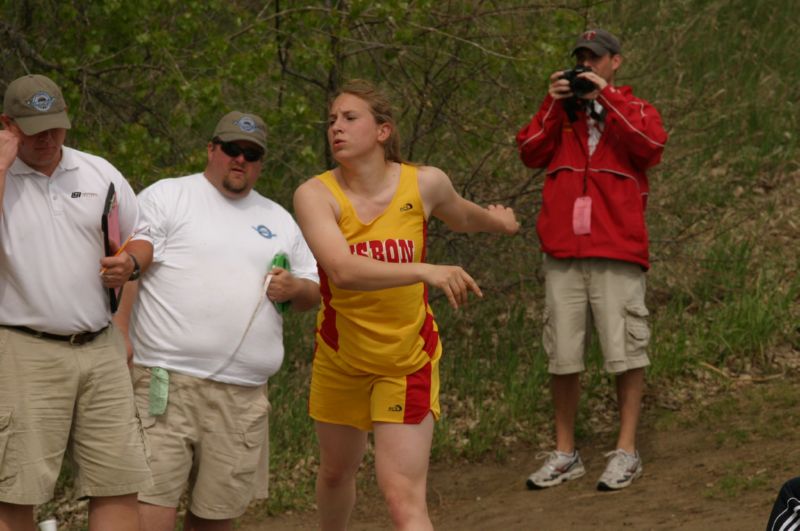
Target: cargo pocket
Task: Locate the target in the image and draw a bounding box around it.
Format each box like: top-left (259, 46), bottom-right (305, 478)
top-left (136, 411), bottom-right (156, 462)
top-left (542, 306), bottom-right (556, 359)
top-left (242, 426), bottom-right (266, 454)
top-left (240, 414), bottom-right (267, 469)
top-left (0, 408), bottom-right (14, 482)
top-left (230, 422), bottom-right (268, 507)
top-left (624, 304), bottom-right (651, 357)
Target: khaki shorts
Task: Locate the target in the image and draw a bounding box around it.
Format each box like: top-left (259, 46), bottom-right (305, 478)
top-left (0, 326), bottom-right (151, 505)
top-left (542, 256), bottom-right (651, 375)
top-left (132, 366), bottom-right (270, 520)
top-left (309, 341), bottom-right (441, 432)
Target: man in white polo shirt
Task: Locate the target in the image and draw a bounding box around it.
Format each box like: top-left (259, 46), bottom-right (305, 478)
top-left (0, 74), bottom-right (152, 531)
top-left (121, 111), bottom-right (320, 530)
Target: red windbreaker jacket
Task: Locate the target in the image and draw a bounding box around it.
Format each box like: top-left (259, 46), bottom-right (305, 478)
top-left (516, 85), bottom-right (667, 269)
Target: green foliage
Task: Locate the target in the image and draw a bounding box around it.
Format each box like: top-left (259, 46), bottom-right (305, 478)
top-left (3, 0), bottom-right (797, 519)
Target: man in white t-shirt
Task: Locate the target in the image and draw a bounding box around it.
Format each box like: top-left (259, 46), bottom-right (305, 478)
top-left (0, 74), bottom-right (151, 531)
top-left (119, 111), bottom-right (320, 531)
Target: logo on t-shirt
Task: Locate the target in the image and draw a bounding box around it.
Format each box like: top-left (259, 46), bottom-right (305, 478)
top-left (253, 225), bottom-right (276, 239)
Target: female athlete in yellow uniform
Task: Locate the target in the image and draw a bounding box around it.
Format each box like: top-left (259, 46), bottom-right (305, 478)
top-left (294, 80), bottom-right (519, 531)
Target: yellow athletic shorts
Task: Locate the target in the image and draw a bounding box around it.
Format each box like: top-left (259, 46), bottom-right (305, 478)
top-left (309, 341), bottom-right (442, 432)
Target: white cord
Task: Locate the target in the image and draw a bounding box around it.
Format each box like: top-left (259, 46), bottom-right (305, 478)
top-left (206, 272), bottom-right (272, 379)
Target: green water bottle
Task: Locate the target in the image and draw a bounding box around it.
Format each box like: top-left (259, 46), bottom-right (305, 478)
top-left (271, 253), bottom-right (291, 314)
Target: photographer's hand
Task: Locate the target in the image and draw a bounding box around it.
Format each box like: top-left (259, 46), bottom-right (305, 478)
top-left (548, 71), bottom-right (573, 100)
top-left (577, 71), bottom-right (608, 100)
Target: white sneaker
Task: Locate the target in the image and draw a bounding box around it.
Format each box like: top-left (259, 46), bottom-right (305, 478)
top-left (526, 450), bottom-right (586, 489)
top-left (596, 449), bottom-right (642, 491)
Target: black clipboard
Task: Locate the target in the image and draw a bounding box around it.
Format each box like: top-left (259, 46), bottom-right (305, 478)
top-left (101, 182), bottom-right (122, 313)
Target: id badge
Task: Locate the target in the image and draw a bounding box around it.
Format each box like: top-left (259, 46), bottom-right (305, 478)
top-left (148, 367), bottom-right (169, 416)
top-left (572, 196), bottom-right (592, 235)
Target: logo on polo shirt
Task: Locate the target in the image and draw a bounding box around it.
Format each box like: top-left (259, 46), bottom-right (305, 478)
top-left (253, 225), bottom-right (276, 239)
top-left (70, 191), bottom-right (99, 199)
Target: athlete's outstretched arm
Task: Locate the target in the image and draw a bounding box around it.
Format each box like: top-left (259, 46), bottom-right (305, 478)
top-left (418, 166), bottom-right (520, 235)
top-left (293, 177), bottom-right (480, 308)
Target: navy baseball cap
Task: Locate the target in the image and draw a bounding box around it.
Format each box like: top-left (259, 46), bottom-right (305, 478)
top-left (571, 29), bottom-right (622, 56)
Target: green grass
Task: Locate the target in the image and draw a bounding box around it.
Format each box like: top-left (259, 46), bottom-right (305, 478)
top-left (707, 467), bottom-right (770, 500)
top-left (691, 382), bottom-right (800, 499)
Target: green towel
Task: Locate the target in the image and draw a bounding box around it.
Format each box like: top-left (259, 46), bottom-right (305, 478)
top-left (271, 253), bottom-right (291, 314)
top-left (148, 367), bottom-right (169, 416)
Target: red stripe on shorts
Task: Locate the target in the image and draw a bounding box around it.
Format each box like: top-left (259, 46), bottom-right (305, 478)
top-left (403, 360), bottom-right (432, 424)
top-left (318, 267), bottom-right (339, 351)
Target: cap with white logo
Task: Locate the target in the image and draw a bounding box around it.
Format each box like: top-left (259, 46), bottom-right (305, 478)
top-left (212, 111), bottom-right (266, 150)
top-left (3, 74), bottom-right (71, 135)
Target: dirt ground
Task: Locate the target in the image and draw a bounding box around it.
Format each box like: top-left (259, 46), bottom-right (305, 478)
top-left (239, 373), bottom-right (798, 531)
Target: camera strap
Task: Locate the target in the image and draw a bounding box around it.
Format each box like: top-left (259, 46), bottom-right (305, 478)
top-left (587, 100), bottom-right (606, 123)
top-left (571, 103), bottom-right (595, 236)
top-left (563, 97), bottom-right (580, 122)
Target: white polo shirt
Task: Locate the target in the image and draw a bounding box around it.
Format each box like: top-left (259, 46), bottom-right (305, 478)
top-left (0, 147), bottom-right (139, 334)
top-left (130, 173), bottom-right (319, 386)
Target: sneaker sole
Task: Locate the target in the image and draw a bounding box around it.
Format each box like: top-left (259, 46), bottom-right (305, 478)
top-left (596, 467), bottom-right (643, 491)
top-left (526, 468), bottom-right (586, 490)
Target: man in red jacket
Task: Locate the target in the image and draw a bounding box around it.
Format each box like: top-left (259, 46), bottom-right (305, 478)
top-left (517, 29), bottom-right (667, 491)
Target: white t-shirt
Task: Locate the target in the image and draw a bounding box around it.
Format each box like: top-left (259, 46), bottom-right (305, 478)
top-left (587, 101), bottom-right (606, 156)
top-left (130, 173), bottom-right (318, 386)
top-left (0, 147), bottom-right (139, 334)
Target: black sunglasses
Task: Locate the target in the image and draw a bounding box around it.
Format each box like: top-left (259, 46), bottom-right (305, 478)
top-left (214, 140), bottom-right (264, 162)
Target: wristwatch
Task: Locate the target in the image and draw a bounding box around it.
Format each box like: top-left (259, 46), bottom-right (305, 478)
top-left (128, 254), bottom-right (141, 281)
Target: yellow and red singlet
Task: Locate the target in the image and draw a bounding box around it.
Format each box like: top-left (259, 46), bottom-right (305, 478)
top-left (314, 163), bottom-right (441, 377)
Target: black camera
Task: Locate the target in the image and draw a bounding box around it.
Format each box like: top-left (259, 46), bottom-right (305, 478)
top-left (561, 65), bottom-right (596, 97)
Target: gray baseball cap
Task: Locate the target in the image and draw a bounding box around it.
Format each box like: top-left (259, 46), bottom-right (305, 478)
top-left (212, 111), bottom-right (266, 150)
top-left (571, 29), bottom-right (622, 57)
top-left (3, 74), bottom-right (71, 135)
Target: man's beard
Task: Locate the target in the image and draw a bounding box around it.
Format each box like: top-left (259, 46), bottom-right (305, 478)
top-left (222, 172), bottom-right (249, 194)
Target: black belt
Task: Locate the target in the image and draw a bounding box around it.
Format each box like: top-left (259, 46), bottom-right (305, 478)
top-left (6, 325), bottom-right (109, 346)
